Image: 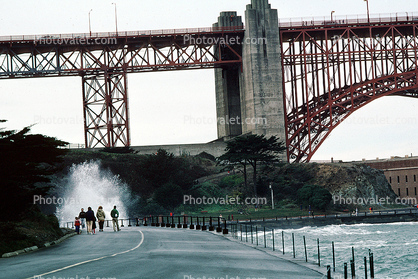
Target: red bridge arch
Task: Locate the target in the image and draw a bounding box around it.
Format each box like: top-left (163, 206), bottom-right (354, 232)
top-left (280, 17), bottom-right (418, 162)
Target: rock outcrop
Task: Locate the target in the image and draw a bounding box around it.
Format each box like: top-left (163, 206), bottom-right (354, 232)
top-left (312, 163), bottom-right (397, 210)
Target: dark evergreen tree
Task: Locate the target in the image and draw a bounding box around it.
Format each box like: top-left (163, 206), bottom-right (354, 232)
top-left (0, 121), bottom-right (68, 221)
top-left (218, 134), bottom-right (286, 197)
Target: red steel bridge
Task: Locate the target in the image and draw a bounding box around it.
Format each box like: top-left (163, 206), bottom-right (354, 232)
top-left (0, 13), bottom-right (417, 162)
top-left (0, 27), bottom-right (244, 148)
top-left (280, 14), bottom-right (418, 162)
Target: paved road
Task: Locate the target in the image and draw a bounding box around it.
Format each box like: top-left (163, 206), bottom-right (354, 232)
top-left (0, 226), bottom-right (324, 279)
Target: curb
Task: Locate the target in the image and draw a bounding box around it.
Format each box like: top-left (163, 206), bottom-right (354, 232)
top-left (1, 232), bottom-right (77, 258)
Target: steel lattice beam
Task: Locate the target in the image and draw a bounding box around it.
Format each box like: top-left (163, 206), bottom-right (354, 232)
top-left (0, 27), bottom-right (244, 78)
top-left (281, 21), bottom-right (418, 162)
top-left (0, 27), bottom-right (243, 148)
top-left (82, 71), bottom-right (129, 148)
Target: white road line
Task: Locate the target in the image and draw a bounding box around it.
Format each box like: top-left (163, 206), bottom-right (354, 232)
top-left (25, 230), bottom-right (144, 279)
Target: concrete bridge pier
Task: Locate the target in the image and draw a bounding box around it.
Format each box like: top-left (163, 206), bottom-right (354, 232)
top-left (215, 0), bottom-right (287, 159)
top-left (213, 12), bottom-right (244, 140)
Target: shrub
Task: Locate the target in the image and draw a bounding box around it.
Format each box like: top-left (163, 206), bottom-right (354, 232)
top-left (297, 184), bottom-right (332, 211)
top-left (153, 182), bottom-right (184, 211)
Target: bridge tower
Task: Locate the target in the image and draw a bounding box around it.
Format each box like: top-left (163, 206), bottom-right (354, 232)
top-left (213, 12), bottom-right (244, 139)
top-left (215, 0), bottom-right (286, 151)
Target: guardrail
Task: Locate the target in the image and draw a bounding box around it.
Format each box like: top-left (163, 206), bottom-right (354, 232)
top-left (1, 11), bottom-right (417, 43)
top-left (146, 215), bottom-right (229, 234)
top-left (63, 215), bottom-right (229, 233)
top-left (279, 12), bottom-right (418, 28)
top-left (0, 26), bottom-right (245, 43)
top-left (63, 208), bottom-right (418, 230)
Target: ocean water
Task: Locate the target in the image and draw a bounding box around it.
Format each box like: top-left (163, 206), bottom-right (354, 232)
top-left (242, 222), bottom-right (418, 279)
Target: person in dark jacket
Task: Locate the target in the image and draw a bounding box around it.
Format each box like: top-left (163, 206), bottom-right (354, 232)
top-left (85, 207), bottom-right (95, 235)
top-left (78, 208), bottom-right (86, 230)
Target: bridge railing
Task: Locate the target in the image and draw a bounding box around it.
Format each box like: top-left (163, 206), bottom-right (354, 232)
top-left (279, 11), bottom-right (418, 28)
top-left (0, 26), bottom-right (245, 43)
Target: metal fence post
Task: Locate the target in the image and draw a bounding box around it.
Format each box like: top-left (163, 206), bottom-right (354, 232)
top-left (317, 238), bottom-right (320, 266)
top-left (264, 227), bottom-right (266, 248)
top-left (282, 231), bottom-right (285, 254)
top-left (196, 216), bottom-right (200, 230)
top-left (364, 256), bottom-right (368, 279)
top-left (177, 216), bottom-right (182, 228)
top-left (222, 218), bottom-right (228, 234)
top-left (350, 259), bottom-right (355, 279)
top-left (332, 241), bottom-right (336, 272)
top-left (209, 216), bottom-right (214, 231)
top-left (190, 216), bottom-right (195, 229)
top-left (292, 233), bottom-right (295, 258)
top-left (202, 217), bottom-right (206, 230)
top-left (369, 250), bottom-right (374, 279)
top-left (217, 217), bottom-right (223, 232)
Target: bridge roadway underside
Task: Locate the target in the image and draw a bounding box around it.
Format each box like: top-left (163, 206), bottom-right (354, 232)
top-left (0, 226), bottom-right (323, 279)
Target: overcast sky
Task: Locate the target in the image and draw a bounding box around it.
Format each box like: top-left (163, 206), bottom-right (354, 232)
top-left (0, 0), bottom-right (417, 161)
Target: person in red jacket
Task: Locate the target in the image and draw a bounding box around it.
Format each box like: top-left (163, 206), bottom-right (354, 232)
top-left (74, 217), bottom-right (81, 234)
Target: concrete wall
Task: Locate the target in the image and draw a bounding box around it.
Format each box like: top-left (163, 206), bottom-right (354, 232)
top-left (130, 141), bottom-right (227, 158)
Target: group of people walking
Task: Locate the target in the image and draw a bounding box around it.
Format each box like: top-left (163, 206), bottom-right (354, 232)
top-left (75, 205), bottom-right (121, 234)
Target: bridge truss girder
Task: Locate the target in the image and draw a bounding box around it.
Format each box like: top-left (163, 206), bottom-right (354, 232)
top-left (82, 71), bottom-right (129, 148)
top-left (0, 28), bottom-right (243, 148)
top-left (281, 22), bottom-right (418, 162)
